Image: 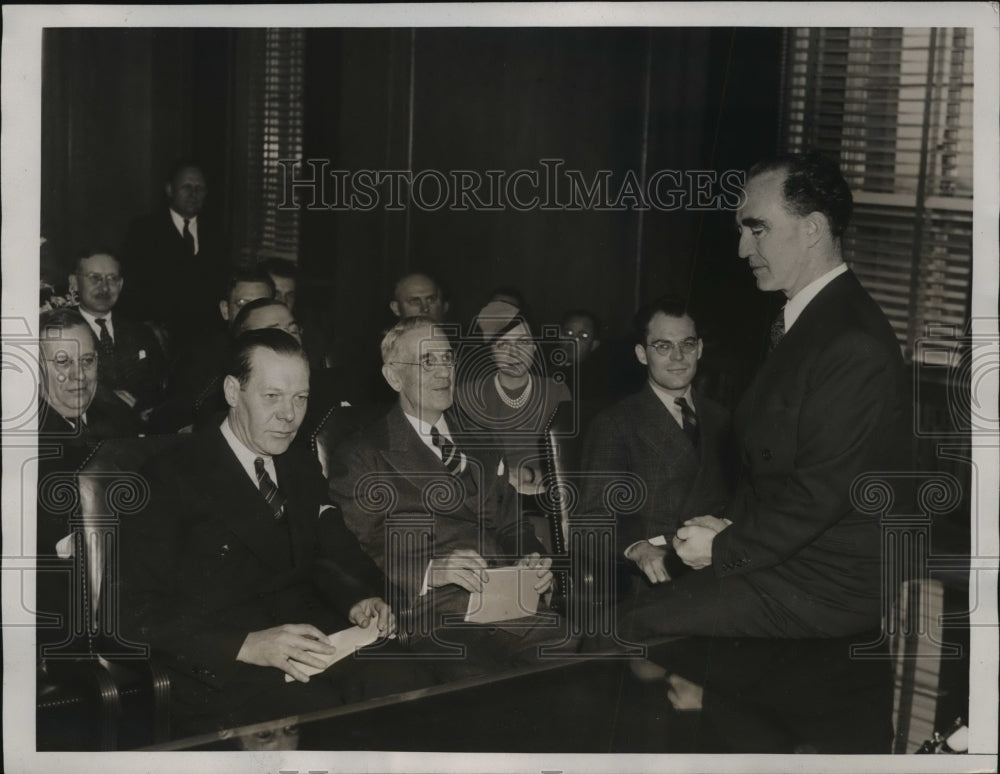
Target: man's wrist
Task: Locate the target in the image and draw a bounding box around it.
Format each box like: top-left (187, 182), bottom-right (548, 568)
top-left (624, 535), bottom-right (667, 560)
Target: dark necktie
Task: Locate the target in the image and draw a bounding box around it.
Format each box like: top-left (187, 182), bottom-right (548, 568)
top-left (254, 457), bottom-right (287, 520)
top-left (768, 308), bottom-right (785, 352)
top-left (182, 218), bottom-right (196, 257)
top-left (430, 426), bottom-right (462, 475)
top-left (675, 396), bottom-right (699, 448)
top-left (95, 318), bottom-right (116, 384)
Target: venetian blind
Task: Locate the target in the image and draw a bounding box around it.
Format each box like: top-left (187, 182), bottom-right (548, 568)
top-left (244, 28), bottom-right (305, 262)
top-left (780, 27), bottom-right (973, 364)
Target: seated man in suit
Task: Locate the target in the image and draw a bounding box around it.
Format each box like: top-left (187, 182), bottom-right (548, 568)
top-left (613, 152), bottom-right (908, 753)
top-left (329, 317), bottom-right (563, 677)
top-left (580, 296), bottom-right (732, 598)
top-left (37, 307), bottom-right (139, 649)
top-left (118, 329), bottom-right (426, 735)
top-left (119, 160), bottom-right (229, 354)
top-left (68, 248), bottom-right (167, 424)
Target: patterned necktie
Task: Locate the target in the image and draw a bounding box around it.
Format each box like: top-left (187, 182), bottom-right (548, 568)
top-left (254, 457), bottom-right (287, 520)
top-left (430, 426), bottom-right (463, 475)
top-left (675, 396), bottom-right (699, 448)
top-left (95, 318), bottom-right (116, 384)
top-left (182, 218), bottom-right (196, 257)
top-left (768, 308), bottom-right (786, 352)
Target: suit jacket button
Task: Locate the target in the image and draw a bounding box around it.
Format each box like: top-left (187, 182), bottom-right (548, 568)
top-left (761, 448), bottom-right (772, 461)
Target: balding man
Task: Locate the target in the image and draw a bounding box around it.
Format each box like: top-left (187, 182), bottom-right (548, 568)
top-left (389, 272), bottom-right (449, 323)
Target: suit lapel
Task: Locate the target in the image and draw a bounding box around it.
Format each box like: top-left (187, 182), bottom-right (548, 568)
top-left (202, 430), bottom-right (290, 571)
top-left (635, 384), bottom-right (697, 463)
top-left (275, 453), bottom-right (316, 568)
top-left (379, 405), bottom-right (480, 523)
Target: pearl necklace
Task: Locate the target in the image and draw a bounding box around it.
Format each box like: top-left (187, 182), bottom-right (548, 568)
top-left (495, 373), bottom-right (532, 409)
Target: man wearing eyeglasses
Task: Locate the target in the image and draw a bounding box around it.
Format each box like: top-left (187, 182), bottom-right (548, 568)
top-left (329, 316), bottom-right (562, 675)
top-left (580, 296), bottom-right (732, 596)
top-left (68, 248), bottom-right (167, 420)
top-left (37, 308), bottom-right (140, 648)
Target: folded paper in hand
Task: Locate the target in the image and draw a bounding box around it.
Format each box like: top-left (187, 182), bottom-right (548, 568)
top-left (464, 566), bottom-right (541, 624)
top-left (284, 625), bottom-right (393, 683)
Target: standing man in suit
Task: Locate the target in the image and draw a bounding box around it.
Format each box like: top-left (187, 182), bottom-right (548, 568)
top-left (68, 248), bottom-right (167, 421)
top-left (329, 317), bottom-right (559, 674)
top-left (616, 152), bottom-right (909, 753)
top-left (120, 160), bottom-right (229, 353)
top-left (580, 296), bottom-right (732, 597)
top-left (118, 330), bottom-right (422, 735)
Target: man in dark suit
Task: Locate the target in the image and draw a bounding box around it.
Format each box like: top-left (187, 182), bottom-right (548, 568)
top-left (328, 317), bottom-right (560, 674)
top-left (118, 329), bottom-right (422, 735)
top-left (617, 153), bottom-right (908, 752)
top-left (68, 248), bottom-right (167, 421)
top-left (37, 308), bottom-right (140, 648)
top-left (119, 160), bottom-right (229, 353)
top-left (580, 297), bottom-right (732, 597)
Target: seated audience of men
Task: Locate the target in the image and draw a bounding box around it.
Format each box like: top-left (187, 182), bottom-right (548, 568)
top-left (328, 317), bottom-right (565, 677)
top-left (36, 148), bottom-right (917, 752)
top-left (68, 247), bottom-right (167, 424)
top-left (119, 160), bottom-right (229, 354)
top-left (580, 296), bottom-right (732, 599)
top-left (117, 329), bottom-right (427, 736)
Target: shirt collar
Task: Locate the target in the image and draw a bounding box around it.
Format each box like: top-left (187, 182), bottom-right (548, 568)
top-left (169, 208), bottom-right (197, 232)
top-left (78, 306), bottom-right (113, 333)
top-left (647, 380), bottom-right (694, 412)
top-left (220, 417), bottom-right (276, 486)
top-left (784, 263), bottom-right (848, 333)
top-left (402, 410), bottom-right (453, 444)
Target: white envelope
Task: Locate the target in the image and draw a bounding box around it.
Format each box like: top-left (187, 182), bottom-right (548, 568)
top-left (283, 625), bottom-right (392, 682)
top-left (464, 566), bottom-right (541, 624)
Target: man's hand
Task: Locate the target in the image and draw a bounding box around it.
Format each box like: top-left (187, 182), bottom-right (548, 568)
top-left (515, 551), bottom-right (553, 594)
top-left (429, 549), bottom-right (488, 593)
top-left (236, 623), bottom-right (337, 683)
top-left (628, 541), bottom-right (671, 584)
top-left (683, 514), bottom-right (732, 534)
top-left (348, 597), bottom-right (395, 636)
top-left (672, 524), bottom-right (717, 570)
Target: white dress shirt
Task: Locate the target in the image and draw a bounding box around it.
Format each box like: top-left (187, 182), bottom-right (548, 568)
top-left (402, 411), bottom-right (467, 473)
top-left (79, 307), bottom-right (115, 342)
top-left (169, 208), bottom-right (200, 255)
top-left (220, 417), bottom-right (278, 488)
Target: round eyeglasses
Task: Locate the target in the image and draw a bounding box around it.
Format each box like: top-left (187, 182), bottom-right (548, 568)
top-left (646, 338), bottom-right (699, 356)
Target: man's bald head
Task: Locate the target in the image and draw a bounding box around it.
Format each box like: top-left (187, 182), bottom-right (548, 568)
top-left (390, 272), bottom-right (449, 322)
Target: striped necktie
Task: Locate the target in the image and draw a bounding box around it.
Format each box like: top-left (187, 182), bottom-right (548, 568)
top-left (675, 396), bottom-right (699, 448)
top-left (430, 426), bottom-right (463, 475)
top-left (254, 457), bottom-right (287, 519)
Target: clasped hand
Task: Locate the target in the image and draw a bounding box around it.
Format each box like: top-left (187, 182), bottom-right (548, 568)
top-left (672, 515), bottom-right (732, 570)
